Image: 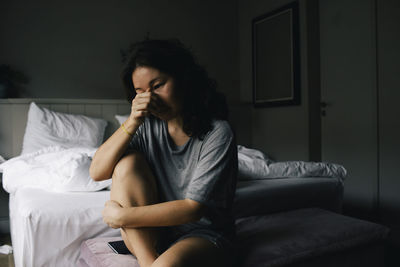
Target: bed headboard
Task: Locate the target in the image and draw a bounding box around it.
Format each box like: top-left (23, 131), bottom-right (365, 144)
top-left (0, 98), bottom-right (131, 159)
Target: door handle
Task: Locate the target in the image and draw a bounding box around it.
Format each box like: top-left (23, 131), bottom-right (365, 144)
top-left (320, 102), bottom-right (329, 117)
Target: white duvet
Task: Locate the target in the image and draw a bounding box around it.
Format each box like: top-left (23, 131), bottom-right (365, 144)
top-left (0, 146), bottom-right (111, 194)
top-left (237, 145), bottom-right (347, 182)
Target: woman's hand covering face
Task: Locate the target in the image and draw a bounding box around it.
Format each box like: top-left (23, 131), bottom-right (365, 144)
top-left (129, 91), bottom-right (173, 125)
top-left (130, 67), bottom-right (179, 125)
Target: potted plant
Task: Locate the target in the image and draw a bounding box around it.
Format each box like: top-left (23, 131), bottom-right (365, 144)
top-left (0, 64), bottom-right (29, 98)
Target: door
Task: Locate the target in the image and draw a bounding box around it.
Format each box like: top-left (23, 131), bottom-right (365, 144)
top-left (319, 0), bottom-right (378, 219)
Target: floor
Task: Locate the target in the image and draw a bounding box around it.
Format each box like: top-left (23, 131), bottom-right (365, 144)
top-left (0, 234), bottom-right (14, 267)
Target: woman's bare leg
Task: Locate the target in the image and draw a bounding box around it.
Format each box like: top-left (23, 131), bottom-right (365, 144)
top-left (110, 152), bottom-right (159, 267)
top-left (151, 237), bottom-right (227, 267)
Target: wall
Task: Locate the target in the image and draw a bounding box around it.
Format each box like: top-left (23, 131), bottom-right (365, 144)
top-left (377, 0), bottom-right (400, 264)
top-left (0, 0), bottom-right (239, 104)
top-left (0, 0), bottom-right (252, 146)
top-left (238, 0), bottom-right (313, 161)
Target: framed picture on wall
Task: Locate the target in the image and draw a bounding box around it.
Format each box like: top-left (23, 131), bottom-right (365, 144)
top-left (252, 1), bottom-right (300, 107)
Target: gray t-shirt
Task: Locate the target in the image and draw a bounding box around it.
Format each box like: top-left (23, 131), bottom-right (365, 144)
top-left (127, 116), bottom-right (237, 237)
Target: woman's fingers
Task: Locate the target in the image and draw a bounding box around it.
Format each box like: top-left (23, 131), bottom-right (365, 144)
top-left (131, 91), bottom-right (171, 119)
top-left (133, 102), bottom-right (149, 111)
top-left (134, 91), bottom-right (152, 101)
top-left (132, 93), bottom-right (153, 109)
top-left (132, 101), bottom-right (154, 119)
top-left (130, 93), bottom-right (150, 122)
top-left (105, 200), bottom-right (122, 207)
top-left (134, 93), bottom-right (161, 107)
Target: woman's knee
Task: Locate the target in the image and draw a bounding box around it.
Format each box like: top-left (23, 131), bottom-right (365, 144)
top-left (111, 152), bottom-right (158, 205)
top-left (113, 152), bottom-right (146, 180)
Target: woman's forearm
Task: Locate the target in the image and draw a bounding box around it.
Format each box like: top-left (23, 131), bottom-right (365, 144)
top-left (120, 199), bottom-right (204, 228)
top-left (90, 119), bottom-right (140, 181)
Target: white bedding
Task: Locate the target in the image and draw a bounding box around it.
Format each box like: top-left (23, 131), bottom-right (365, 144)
top-left (10, 187), bottom-right (119, 267)
top-left (0, 145), bottom-right (346, 195)
top-left (0, 146), bottom-right (111, 194)
top-left (237, 145), bottom-right (347, 181)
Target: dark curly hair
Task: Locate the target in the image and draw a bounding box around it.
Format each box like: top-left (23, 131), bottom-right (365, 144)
top-left (121, 38), bottom-right (228, 139)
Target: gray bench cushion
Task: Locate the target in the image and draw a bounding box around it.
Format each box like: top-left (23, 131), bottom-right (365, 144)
top-left (234, 178), bottom-right (343, 218)
top-left (235, 208), bottom-right (389, 267)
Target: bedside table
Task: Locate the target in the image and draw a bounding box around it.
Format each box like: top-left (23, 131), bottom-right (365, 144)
top-left (0, 172), bottom-right (10, 234)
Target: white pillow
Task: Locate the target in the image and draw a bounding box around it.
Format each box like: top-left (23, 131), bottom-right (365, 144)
top-left (21, 102), bottom-right (107, 155)
top-left (115, 114), bottom-right (129, 125)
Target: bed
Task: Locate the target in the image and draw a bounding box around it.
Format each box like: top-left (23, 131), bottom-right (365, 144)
top-left (9, 188), bottom-right (119, 267)
top-left (0, 98), bottom-right (348, 267)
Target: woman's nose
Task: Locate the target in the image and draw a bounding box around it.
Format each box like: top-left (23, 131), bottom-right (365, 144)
top-left (145, 87), bottom-right (151, 92)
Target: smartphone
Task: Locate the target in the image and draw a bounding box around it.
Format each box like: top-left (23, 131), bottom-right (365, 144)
top-left (107, 240), bottom-right (132, 255)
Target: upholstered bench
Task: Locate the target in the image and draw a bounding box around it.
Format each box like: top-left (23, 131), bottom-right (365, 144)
top-left (78, 208), bottom-right (389, 267)
top-left (78, 236), bottom-right (139, 267)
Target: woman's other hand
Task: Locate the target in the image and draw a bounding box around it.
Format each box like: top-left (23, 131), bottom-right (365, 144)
top-left (102, 200), bottom-right (125, 229)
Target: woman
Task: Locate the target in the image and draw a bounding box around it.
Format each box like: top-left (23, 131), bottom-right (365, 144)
top-left (90, 39), bottom-right (237, 267)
